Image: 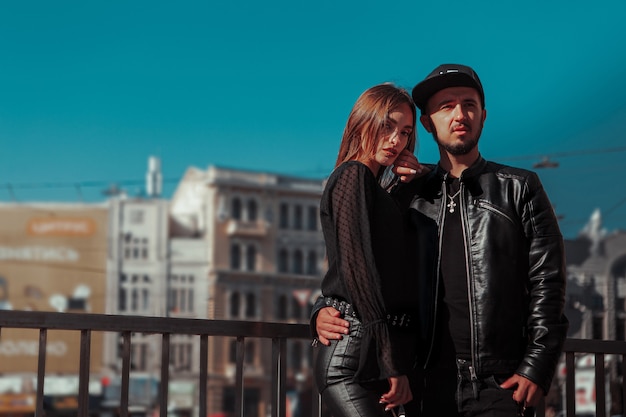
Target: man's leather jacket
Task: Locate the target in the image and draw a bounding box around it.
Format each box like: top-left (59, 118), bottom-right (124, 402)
top-left (395, 155), bottom-right (568, 393)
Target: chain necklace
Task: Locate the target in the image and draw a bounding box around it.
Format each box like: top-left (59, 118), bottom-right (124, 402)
top-left (447, 190), bottom-right (461, 213)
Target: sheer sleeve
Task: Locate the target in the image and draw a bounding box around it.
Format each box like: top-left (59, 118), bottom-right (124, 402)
top-left (328, 163), bottom-right (400, 380)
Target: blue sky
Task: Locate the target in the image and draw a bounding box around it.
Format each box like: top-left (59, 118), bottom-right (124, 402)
top-left (1, 0), bottom-right (625, 238)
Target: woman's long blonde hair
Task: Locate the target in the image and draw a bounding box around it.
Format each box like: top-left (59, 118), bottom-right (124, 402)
top-left (334, 83), bottom-right (417, 169)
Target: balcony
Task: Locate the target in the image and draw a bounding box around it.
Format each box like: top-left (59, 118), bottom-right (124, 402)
top-left (0, 311), bottom-right (624, 417)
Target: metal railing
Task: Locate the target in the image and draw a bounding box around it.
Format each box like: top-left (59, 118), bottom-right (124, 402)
top-left (0, 311), bottom-right (625, 417)
top-left (0, 310), bottom-right (314, 417)
top-left (560, 339), bottom-right (626, 417)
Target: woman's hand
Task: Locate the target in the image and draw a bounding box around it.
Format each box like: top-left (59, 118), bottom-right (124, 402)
top-left (393, 149), bottom-right (429, 183)
top-left (380, 375), bottom-right (412, 410)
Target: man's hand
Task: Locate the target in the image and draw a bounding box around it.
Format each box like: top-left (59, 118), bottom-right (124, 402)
top-left (500, 374), bottom-right (543, 407)
top-left (392, 149), bottom-right (428, 183)
top-left (315, 307), bottom-right (349, 346)
top-left (379, 375), bottom-right (412, 410)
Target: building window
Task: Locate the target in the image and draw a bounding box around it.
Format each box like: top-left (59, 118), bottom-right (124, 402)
top-left (142, 288), bottom-right (149, 310)
top-left (278, 249), bottom-right (288, 273)
top-left (119, 273), bottom-right (152, 314)
top-left (307, 206), bottom-right (318, 231)
top-left (247, 200), bottom-right (258, 222)
top-left (291, 297), bottom-right (302, 320)
top-left (245, 341), bottom-right (255, 364)
top-left (130, 288), bottom-right (139, 311)
top-left (188, 278), bottom-right (194, 311)
top-left (168, 287), bottom-right (178, 313)
top-left (229, 339), bottom-right (237, 363)
top-left (230, 292), bottom-right (240, 318)
top-left (231, 244), bottom-right (241, 270)
top-left (122, 235), bottom-right (149, 260)
top-left (132, 343), bottom-right (148, 371)
top-left (294, 205), bottom-right (303, 230)
top-left (246, 245), bottom-right (256, 272)
top-left (168, 275), bottom-right (194, 315)
top-left (279, 203), bottom-right (289, 229)
top-left (245, 292), bottom-right (256, 318)
top-left (293, 250), bottom-right (303, 274)
top-left (277, 294), bottom-right (288, 320)
top-left (129, 210), bottom-right (144, 224)
top-left (232, 198), bottom-right (242, 220)
top-left (306, 250), bottom-right (317, 275)
top-left (617, 317), bottom-right (625, 341)
top-left (170, 337), bottom-right (193, 371)
top-left (592, 315), bottom-right (604, 339)
top-left (141, 238), bottom-right (148, 259)
top-left (118, 287), bottom-right (127, 311)
top-left (290, 341), bottom-right (302, 369)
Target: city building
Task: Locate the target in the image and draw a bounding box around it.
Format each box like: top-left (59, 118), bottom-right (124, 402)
top-left (0, 202), bottom-right (109, 415)
top-left (564, 208), bottom-right (626, 341)
top-left (170, 164), bottom-right (325, 417)
top-left (559, 208), bottom-right (626, 416)
top-left (103, 157), bottom-right (210, 416)
top-left (104, 158), bottom-right (325, 417)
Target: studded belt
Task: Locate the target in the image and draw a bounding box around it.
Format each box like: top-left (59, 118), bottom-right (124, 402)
top-left (323, 296), bottom-right (415, 329)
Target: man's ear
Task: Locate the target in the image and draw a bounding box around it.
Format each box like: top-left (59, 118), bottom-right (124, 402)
top-left (420, 114), bottom-right (432, 133)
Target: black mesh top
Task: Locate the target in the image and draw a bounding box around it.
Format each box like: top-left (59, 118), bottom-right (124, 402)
top-left (320, 161), bottom-right (419, 383)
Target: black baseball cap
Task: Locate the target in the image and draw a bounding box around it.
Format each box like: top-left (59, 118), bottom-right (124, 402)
top-left (411, 64), bottom-right (485, 113)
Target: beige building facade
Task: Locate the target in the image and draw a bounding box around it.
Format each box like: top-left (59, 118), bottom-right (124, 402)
top-left (170, 165), bottom-right (325, 417)
top-left (0, 203), bottom-right (109, 413)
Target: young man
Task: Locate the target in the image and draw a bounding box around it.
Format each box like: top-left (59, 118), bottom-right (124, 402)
top-left (312, 64), bottom-right (569, 417)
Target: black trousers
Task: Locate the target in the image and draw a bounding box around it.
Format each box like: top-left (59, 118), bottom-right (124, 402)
top-left (314, 315), bottom-right (406, 417)
top-left (421, 358), bottom-right (534, 417)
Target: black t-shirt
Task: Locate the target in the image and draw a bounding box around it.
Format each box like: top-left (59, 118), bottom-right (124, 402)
top-left (439, 177), bottom-right (471, 360)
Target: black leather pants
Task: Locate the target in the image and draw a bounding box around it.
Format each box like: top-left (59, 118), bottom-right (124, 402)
top-left (314, 315), bottom-right (392, 417)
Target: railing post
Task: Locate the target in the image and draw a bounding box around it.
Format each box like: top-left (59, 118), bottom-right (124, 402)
top-left (622, 354), bottom-right (626, 415)
top-left (311, 343), bottom-right (321, 417)
top-left (120, 331), bottom-right (131, 417)
top-left (160, 333), bottom-right (171, 417)
top-left (595, 353), bottom-right (606, 417)
top-left (235, 336), bottom-right (245, 417)
top-left (199, 334), bottom-right (208, 417)
top-left (35, 329), bottom-right (47, 417)
top-left (622, 354), bottom-right (626, 417)
top-left (78, 329), bottom-right (92, 417)
top-left (565, 351), bottom-right (575, 417)
top-left (271, 338), bottom-right (286, 417)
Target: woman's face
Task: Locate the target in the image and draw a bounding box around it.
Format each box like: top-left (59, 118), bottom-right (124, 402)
top-left (365, 102), bottom-right (414, 174)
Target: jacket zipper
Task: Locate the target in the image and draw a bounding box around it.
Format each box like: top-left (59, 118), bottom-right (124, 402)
top-left (475, 200), bottom-right (515, 225)
top-left (459, 184), bottom-right (479, 397)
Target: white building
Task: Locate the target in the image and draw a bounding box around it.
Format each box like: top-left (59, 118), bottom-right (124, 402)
top-left (105, 158), bottom-right (325, 417)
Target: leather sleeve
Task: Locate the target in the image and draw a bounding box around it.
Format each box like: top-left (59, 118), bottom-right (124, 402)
top-left (515, 171), bottom-right (569, 393)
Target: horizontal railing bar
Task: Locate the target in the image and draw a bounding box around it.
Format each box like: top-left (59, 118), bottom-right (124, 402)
top-left (563, 338), bottom-right (626, 354)
top-left (0, 310), bottom-right (311, 339)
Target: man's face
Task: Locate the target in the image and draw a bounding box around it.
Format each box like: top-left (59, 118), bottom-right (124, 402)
top-left (420, 86), bottom-right (486, 156)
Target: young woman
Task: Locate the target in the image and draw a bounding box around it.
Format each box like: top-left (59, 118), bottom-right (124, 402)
top-left (313, 83), bottom-right (421, 417)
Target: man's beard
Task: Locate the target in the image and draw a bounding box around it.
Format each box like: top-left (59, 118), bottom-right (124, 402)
top-left (435, 135), bottom-right (479, 155)
top-left (432, 124), bottom-right (482, 156)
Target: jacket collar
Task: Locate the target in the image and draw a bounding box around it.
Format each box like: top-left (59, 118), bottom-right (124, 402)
top-left (433, 154), bottom-right (487, 183)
